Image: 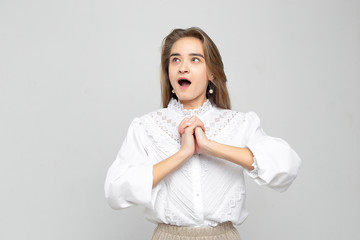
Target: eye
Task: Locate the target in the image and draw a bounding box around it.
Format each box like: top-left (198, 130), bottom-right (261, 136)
top-left (192, 57), bottom-right (200, 62)
top-left (171, 57), bottom-right (180, 62)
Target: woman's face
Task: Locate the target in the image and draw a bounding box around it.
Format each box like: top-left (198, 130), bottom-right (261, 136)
top-left (168, 37), bottom-right (212, 107)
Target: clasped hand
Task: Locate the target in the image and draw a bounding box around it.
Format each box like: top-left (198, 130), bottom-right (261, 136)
top-left (178, 116), bottom-right (210, 156)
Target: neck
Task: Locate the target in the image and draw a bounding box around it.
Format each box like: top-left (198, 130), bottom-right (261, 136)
top-left (179, 96), bottom-right (207, 110)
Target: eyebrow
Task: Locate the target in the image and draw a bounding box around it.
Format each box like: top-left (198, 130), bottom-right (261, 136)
top-left (169, 53), bottom-right (205, 58)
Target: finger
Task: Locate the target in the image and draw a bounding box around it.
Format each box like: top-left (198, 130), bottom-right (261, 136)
top-left (179, 118), bottom-right (198, 136)
top-left (178, 117), bottom-right (190, 135)
top-left (190, 116), bottom-right (205, 132)
top-left (183, 126), bottom-right (195, 136)
top-left (195, 126), bottom-right (204, 137)
top-left (178, 117), bottom-right (190, 127)
top-left (181, 121), bottom-right (197, 136)
top-left (189, 119), bottom-right (206, 133)
top-left (180, 121), bottom-right (197, 136)
top-left (195, 119), bottom-right (206, 132)
top-left (186, 121), bottom-right (202, 133)
top-left (189, 116), bottom-right (197, 121)
top-left (180, 116), bottom-right (205, 135)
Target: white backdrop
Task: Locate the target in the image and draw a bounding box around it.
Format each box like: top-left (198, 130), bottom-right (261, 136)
top-left (0, 0), bottom-right (359, 239)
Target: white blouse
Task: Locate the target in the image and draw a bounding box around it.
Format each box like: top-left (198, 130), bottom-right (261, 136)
top-left (104, 98), bottom-right (301, 227)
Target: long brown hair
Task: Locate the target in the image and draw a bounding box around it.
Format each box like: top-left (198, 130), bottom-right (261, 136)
top-left (160, 27), bottom-right (231, 109)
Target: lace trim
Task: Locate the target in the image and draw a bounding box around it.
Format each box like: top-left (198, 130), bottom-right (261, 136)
top-left (151, 110), bottom-right (180, 145)
top-left (161, 179), bottom-right (191, 226)
top-left (219, 186), bottom-right (245, 220)
top-left (140, 115), bottom-right (179, 159)
top-left (205, 110), bottom-right (242, 141)
top-left (157, 188), bottom-right (185, 226)
top-left (167, 98), bottom-right (213, 116)
top-left (202, 110), bottom-right (246, 147)
top-left (164, 208), bottom-right (186, 226)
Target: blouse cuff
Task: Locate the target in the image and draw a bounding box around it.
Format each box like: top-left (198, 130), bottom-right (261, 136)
top-left (244, 143), bottom-right (268, 186)
top-left (244, 136), bottom-right (301, 192)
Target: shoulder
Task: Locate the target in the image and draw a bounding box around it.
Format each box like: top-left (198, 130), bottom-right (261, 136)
top-left (138, 107), bottom-right (168, 122)
top-left (243, 111), bottom-right (261, 123)
top-left (127, 106), bottom-right (169, 128)
top-left (125, 108), bottom-right (166, 143)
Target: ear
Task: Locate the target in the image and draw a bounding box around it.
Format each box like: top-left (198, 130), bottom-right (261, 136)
top-left (208, 73), bottom-right (214, 81)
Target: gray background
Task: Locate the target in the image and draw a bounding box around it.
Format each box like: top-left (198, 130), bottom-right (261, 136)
top-left (0, 0), bottom-right (359, 239)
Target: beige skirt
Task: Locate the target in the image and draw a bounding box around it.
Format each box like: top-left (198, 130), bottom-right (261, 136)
top-left (151, 222), bottom-right (241, 240)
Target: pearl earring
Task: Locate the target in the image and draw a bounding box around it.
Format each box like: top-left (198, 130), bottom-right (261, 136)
top-left (172, 89), bottom-right (175, 93)
top-left (208, 81), bottom-right (214, 94)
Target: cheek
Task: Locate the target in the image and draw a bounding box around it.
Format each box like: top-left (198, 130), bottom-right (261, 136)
top-left (196, 67), bottom-right (209, 84)
top-left (169, 63), bottom-right (179, 74)
top-left (168, 66), bottom-right (176, 81)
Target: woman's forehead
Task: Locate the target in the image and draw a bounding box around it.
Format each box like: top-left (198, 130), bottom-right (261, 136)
top-left (170, 37), bottom-right (204, 55)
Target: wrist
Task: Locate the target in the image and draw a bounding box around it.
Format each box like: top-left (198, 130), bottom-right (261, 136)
top-left (203, 139), bottom-right (216, 155)
top-left (177, 148), bottom-right (193, 160)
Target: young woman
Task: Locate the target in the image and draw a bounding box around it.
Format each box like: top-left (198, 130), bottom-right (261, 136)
top-left (105, 27), bottom-right (301, 240)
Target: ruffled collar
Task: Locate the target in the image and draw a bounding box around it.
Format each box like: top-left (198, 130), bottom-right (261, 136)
top-left (167, 98), bottom-right (213, 116)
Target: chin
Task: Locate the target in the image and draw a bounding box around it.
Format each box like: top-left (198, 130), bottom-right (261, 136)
top-left (174, 89), bottom-right (206, 102)
top-left (175, 94), bottom-right (193, 101)
top-left (177, 95), bottom-right (204, 104)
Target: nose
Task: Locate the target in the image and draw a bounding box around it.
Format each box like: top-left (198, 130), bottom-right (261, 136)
top-left (178, 60), bottom-right (190, 73)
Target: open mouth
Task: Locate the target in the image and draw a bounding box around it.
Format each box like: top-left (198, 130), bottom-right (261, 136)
top-left (178, 78), bottom-right (191, 88)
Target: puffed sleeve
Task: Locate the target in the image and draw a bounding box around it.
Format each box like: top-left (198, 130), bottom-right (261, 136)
top-left (244, 111), bottom-right (301, 192)
top-left (104, 117), bottom-right (154, 209)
